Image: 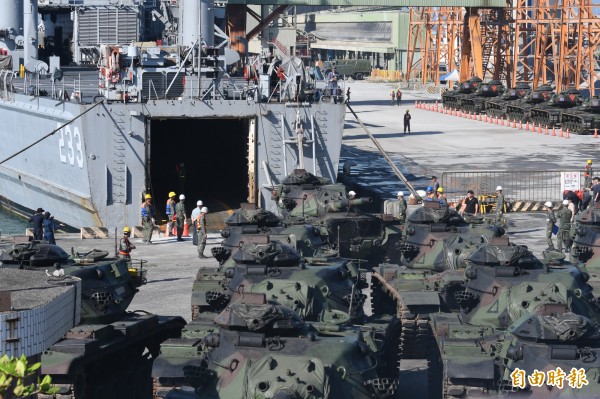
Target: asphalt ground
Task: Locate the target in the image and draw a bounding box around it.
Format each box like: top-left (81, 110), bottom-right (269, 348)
top-left (6, 81), bottom-right (565, 397)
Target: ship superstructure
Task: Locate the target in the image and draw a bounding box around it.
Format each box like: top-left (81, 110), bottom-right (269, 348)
top-left (0, 0), bottom-right (345, 230)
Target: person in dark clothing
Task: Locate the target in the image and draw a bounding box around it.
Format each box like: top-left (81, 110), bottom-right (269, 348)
top-left (403, 110), bottom-right (411, 133)
top-left (346, 87), bottom-right (351, 103)
top-left (582, 187), bottom-right (592, 211)
top-left (29, 208), bottom-right (44, 240)
top-left (460, 190), bottom-right (479, 215)
top-left (563, 190), bottom-right (581, 213)
top-left (42, 211), bottom-right (58, 245)
top-left (593, 178), bottom-right (600, 203)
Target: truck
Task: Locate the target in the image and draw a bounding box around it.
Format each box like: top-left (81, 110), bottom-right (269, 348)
top-left (323, 59), bottom-right (372, 80)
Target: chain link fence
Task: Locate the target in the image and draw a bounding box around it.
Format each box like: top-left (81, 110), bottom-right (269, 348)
top-left (441, 171), bottom-right (581, 204)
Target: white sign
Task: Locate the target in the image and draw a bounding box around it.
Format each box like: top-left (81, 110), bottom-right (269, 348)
top-left (561, 171), bottom-right (581, 192)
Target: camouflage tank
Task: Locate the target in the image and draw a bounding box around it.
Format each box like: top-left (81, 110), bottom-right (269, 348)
top-left (529, 88), bottom-right (583, 128)
top-left (193, 240), bottom-right (369, 324)
top-left (484, 83), bottom-right (531, 119)
top-left (560, 96), bottom-right (600, 135)
top-left (213, 204), bottom-right (336, 265)
top-left (372, 240), bottom-right (600, 361)
top-left (459, 80), bottom-right (505, 115)
top-left (153, 302), bottom-right (401, 399)
top-left (441, 77), bottom-right (483, 111)
top-left (570, 204), bottom-right (600, 290)
top-left (0, 240), bottom-right (186, 399)
top-left (398, 202), bottom-right (504, 268)
top-left (505, 84), bottom-right (555, 123)
top-left (428, 312), bottom-right (600, 398)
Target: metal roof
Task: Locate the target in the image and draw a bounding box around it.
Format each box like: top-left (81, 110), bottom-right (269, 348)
top-left (229, 0), bottom-right (506, 6)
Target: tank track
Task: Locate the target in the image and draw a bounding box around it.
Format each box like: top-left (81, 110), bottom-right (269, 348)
top-left (398, 309), bottom-right (432, 359)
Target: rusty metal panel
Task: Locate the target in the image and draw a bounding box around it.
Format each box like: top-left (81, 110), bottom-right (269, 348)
top-left (228, 0), bottom-right (506, 6)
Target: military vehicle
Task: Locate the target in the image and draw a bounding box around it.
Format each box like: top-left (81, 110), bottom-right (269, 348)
top-left (323, 59), bottom-right (372, 80)
top-left (560, 96), bottom-right (600, 135)
top-left (484, 83), bottom-right (531, 119)
top-left (428, 312), bottom-right (600, 398)
top-left (0, 240), bottom-right (186, 398)
top-left (153, 302), bottom-right (400, 399)
top-left (570, 204), bottom-right (600, 289)
top-left (505, 84), bottom-right (555, 122)
top-left (529, 88), bottom-right (584, 128)
top-left (156, 237), bottom-right (401, 398)
top-left (398, 202), bottom-right (504, 269)
top-left (459, 80), bottom-right (505, 115)
top-left (441, 77), bottom-right (483, 110)
top-left (372, 240), bottom-right (600, 361)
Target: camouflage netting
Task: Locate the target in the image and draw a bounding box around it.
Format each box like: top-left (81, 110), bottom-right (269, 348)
top-left (281, 169), bottom-right (331, 186)
top-left (243, 354), bottom-right (329, 399)
top-left (467, 244), bottom-right (530, 266)
top-left (227, 303), bottom-right (304, 332)
top-left (225, 208), bottom-right (281, 227)
top-left (511, 312), bottom-right (600, 342)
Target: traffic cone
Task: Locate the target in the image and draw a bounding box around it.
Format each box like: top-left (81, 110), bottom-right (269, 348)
top-left (594, 129), bottom-right (598, 138)
top-left (182, 222), bottom-right (190, 237)
top-left (172, 225), bottom-right (177, 236)
top-left (545, 126), bottom-right (549, 135)
top-left (484, 115), bottom-right (488, 123)
top-left (415, 101), bottom-right (418, 108)
top-left (519, 121), bottom-right (523, 130)
top-left (552, 127), bottom-right (556, 136)
top-left (565, 129), bottom-right (570, 139)
top-left (513, 120), bottom-right (517, 128)
top-left (538, 124), bottom-right (542, 134)
top-left (559, 128), bottom-right (563, 138)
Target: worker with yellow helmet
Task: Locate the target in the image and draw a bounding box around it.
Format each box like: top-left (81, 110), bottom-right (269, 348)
top-left (119, 226), bottom-right (136, 259)
top-left (584, 159), bottom-right (593, 188)
top-left (140, 193), bottom-right (156, 244)
top-left (437, 187), bottom-right (448, 207)
top-left (165, 191), bottom-right (177, 237)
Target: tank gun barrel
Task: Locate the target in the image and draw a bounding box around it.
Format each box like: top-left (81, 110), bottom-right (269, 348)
top-left (329, 197), bottom-right (372, 211)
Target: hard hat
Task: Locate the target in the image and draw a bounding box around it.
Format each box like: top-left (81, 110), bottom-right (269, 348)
top-left (588, 159), bottom-right (593, 164)
top-left (397, 191), bottom-right (404, 197)
top-left (197, 200), bottom-right (203, 206)
top-left (348, 191), bottom-right (356, 196)
top-left (563, 199), bottom-right (569, 205)
top-left (179, 194), bottom-right (185, 200)
top-left (123, 226), bottom-right (131, 233)
top-left (496, 186), bottom-right (503, 191)
top-left (169, 191), bottom-right (176, 198)
top-left (426, 186), bottom-right (433, 192)
top-left (544, 201), bottom-right (553, 208)
top-left (437, 187), bottom-right (444, 193)
top-left (201, 207), bottom-right (208, 213)
top-left (145, 194), bottom-right (152, 199)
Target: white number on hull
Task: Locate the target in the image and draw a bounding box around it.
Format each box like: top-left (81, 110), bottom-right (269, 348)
top-left (57, 123), bottom-right (84, 168)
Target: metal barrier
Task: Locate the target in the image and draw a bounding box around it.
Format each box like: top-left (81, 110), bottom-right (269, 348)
top-left (441, 170), bottom-right (580, 203)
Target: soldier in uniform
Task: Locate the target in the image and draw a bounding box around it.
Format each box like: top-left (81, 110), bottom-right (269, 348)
top-left (557, 199), bottom-right (573, 253)
top-left (197, 207), bottom-right (209, 258)
top-left (437, 187), bottom-right (448, 207)
top-left (119, 226), bottom-right (136, 259)
top-left (495, 186), bottom-right (505, 222)
top-left (544, 201), bottom-right (556, 250)
top-left (140, 194), bottom-right (156, 244)
top-left (396, 191), bottom-right (407, 222)
top-left (165, 191), bottom-right (176, 237)
top-left (175, 194), bottom-right (187, 241)
top-left (191, 200), bottom-right (203, 246)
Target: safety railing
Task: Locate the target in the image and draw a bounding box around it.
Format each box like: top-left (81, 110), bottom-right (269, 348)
top-left (441, 170), bottom-right (582, 203)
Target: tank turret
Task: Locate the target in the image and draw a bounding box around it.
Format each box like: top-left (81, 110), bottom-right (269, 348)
top-left (530, 88), bottom-right (583, 128)
top-left (485, 82), bottom-right (531, 119)
top-left (459, 79), bottom-right (505, 114)
top-left (506, 84), bottom-right (554, 123)
top-left (441, 77), bottom-right (483, 110)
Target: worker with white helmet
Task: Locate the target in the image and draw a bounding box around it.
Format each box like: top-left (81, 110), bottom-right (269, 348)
top-left (175, 194), bottom-right (187, 241)
top-left (191, 200), bottom-right (204, 246)
top-left (556, 199), bottom-right (573, 253)
top-left (495, 186), bottom-right (505, 223)
top-left (197, 206), bottom-right (209, 258)
top-left (396, 191), bottom-right (407, 223)
top-left (543, 201), bottom-right (557, 251)
top-left (348, 190), bottom-right (356, 200)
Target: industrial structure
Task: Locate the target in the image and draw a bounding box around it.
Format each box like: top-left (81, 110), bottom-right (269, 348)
top-left (406, 0), bottom-right (600, 95)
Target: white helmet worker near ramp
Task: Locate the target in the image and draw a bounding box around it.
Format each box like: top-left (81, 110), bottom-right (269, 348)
top-left (175, 194), bottom-right (187, 241)
top-left (191, 200), bottom-right (204, 246)
top-left (197, 206), bottom-right (209, 258)
top-left (495, 186), bottom-right (505, 223)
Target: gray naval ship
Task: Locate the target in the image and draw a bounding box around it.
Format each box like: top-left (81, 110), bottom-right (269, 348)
top-left (0, 0), bottom-right (345, 230)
